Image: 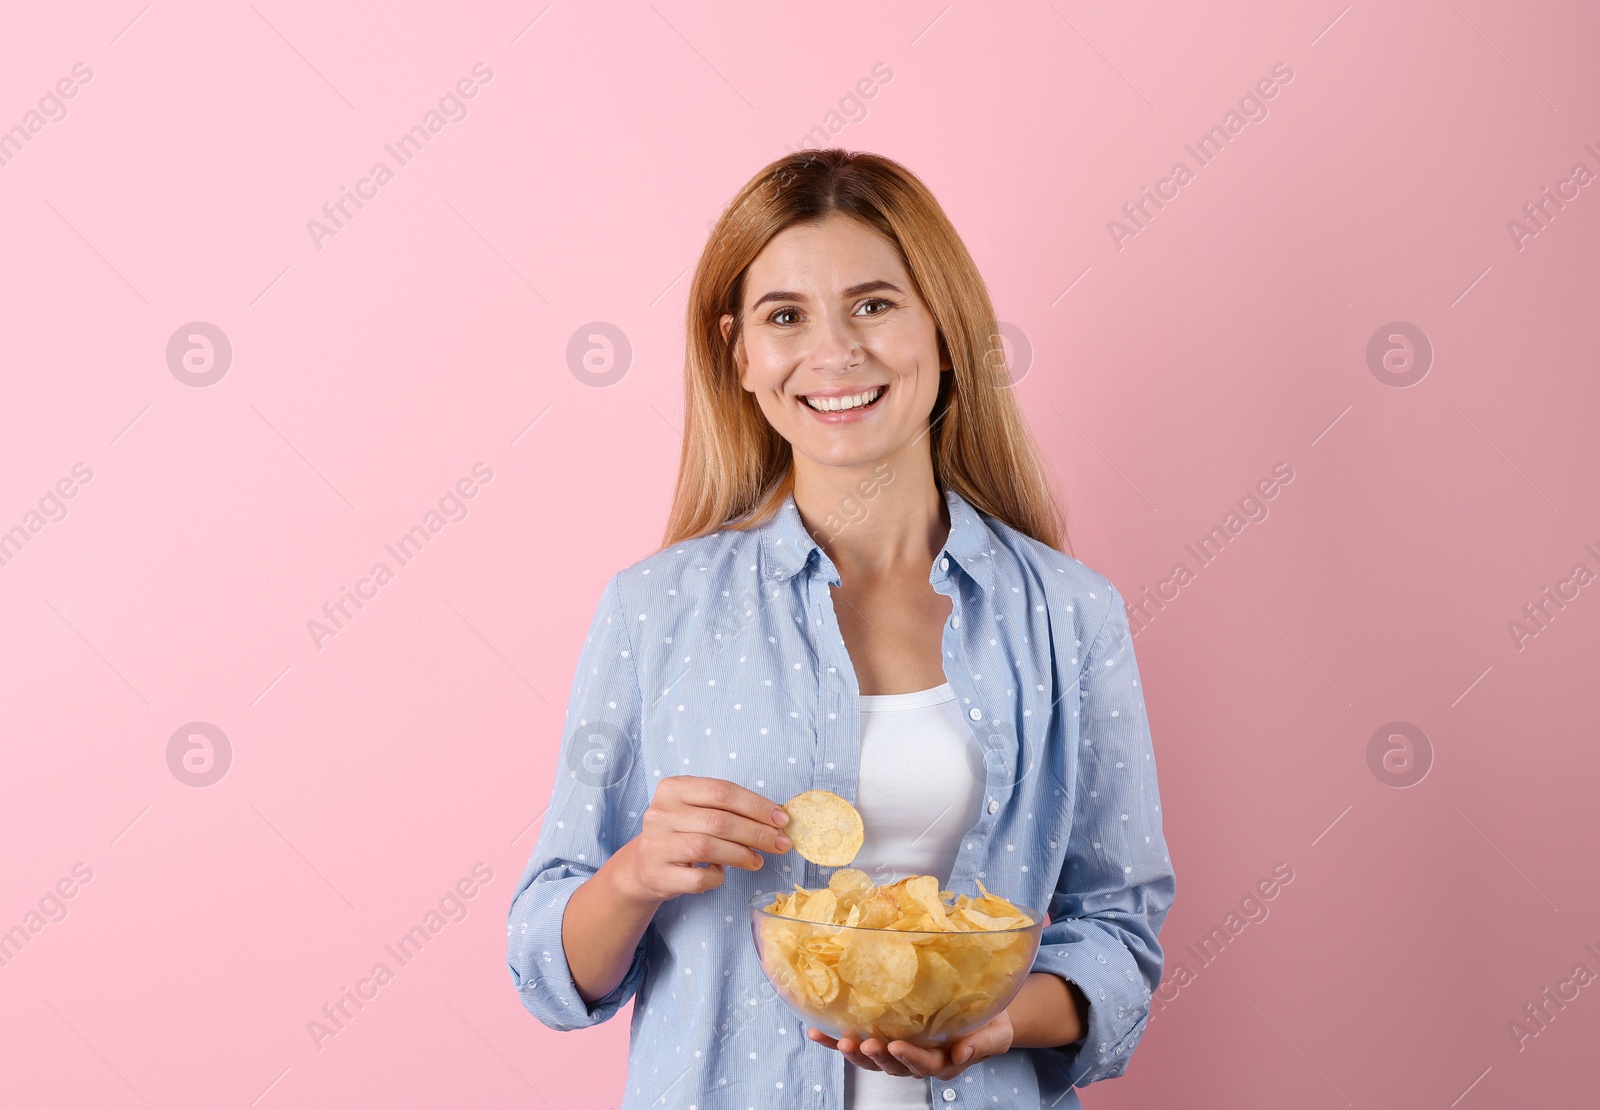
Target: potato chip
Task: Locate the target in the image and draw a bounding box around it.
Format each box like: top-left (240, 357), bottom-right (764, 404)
top-left (854, 891), bottom-right (900, 930)
top-left (827, 867), bottom-right (874, 899)
top-left (900, 948), bottom-right (960, 1017)
top-left (942, 939), bottom-right (992, 980)
top-left (756, 870), bottom-right (1040, 1047)
top-left (873, 1005), bottom-right (923, 1042)
top-left (837, 931), bottom-right (918, 1002)
top-left (929, 990), bottom-right (990, 1036)
top-left (791, 888), bottom-right (838, 924)
top-left (781, 789), bottom-right (865, 866)
top-left (847, 989), bottom-right (889, 1023)
top-left (801, 955), bottom-right (842, 1005)
top-left (903, 876), bottom-right (951, 929)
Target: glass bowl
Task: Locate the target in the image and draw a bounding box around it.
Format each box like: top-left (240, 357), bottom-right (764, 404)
top-left (748, 888), bottom-right (1045, 1048)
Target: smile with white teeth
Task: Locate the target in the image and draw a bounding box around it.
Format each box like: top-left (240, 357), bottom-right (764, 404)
top-left (802, 386), bottom-right (885, 412)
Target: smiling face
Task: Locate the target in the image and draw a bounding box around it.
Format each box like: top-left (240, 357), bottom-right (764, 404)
top-left (721, 212), bottom-right (951, 476)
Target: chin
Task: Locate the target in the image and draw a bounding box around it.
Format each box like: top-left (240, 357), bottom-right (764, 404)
top-left (797, 444), bottom-right (892, 471)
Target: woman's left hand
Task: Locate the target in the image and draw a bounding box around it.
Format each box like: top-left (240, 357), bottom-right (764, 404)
top-left (806, 1009), bottom-right (1014, 1081)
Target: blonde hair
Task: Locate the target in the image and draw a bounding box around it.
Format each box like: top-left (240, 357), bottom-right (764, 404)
top-left (661, 148), bottom-right (1072, 558)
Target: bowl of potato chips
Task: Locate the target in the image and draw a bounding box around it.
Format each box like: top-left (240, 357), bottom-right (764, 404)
top-left (750, 867), bottom-right (1044, 1048)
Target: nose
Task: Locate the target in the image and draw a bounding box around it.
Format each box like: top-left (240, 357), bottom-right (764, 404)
top-left (810, 309), bottom-right (863, 376)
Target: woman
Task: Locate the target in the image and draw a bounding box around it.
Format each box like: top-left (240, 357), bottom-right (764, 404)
top-left (507, 148), bottom-right (1176, 1109)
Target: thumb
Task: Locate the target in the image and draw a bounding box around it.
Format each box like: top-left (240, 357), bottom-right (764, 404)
top-left (956, 1018), bottom-right (1005, 1063)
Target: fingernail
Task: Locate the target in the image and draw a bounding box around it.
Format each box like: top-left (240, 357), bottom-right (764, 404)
top-left (956, 1047), bottom-right (971, 1063)
top-left (776, 834), bottom-right (792, 850)
top-left (773, 808), bottom-right (789, 825)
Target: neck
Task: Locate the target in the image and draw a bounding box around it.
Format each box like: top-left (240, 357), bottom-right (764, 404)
top-left (790, 449), bottom-right (948, 587)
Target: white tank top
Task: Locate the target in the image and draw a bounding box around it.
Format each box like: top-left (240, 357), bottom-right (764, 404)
top-left (844, 682), bottom-right (986, 1110)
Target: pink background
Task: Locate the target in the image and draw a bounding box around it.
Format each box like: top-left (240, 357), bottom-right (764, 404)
top-left (3, 2), bottom-right (1597, 1106)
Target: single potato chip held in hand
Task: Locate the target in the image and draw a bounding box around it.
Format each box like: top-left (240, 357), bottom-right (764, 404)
top-left (781, 789), bottom-right (865, 867)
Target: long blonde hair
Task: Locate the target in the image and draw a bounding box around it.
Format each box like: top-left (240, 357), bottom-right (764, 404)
top-left (661, 148), bottom-right (1072, 558)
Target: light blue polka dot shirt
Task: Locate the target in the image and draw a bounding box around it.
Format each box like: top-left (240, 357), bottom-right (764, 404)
top-left (507, 486), bottom-right (1176, 1109)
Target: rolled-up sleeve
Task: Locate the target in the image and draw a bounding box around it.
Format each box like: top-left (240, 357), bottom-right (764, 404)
top-left (1032, 583), bottom-right (1176, 1091)
top-left (507, 573), bottom-right (653, 1031)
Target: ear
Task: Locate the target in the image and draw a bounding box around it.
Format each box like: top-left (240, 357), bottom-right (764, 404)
top-left (722, 313), bottom-right (751, 389)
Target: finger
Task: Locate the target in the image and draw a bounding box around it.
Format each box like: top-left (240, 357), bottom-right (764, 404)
top-left (660, 831), bottom-right (765, 872)
top-left (667, 776), bottom-right (791, 833)
top-left (665, 861), bottom-right (726, 894)
top-left (947, 1037), bottom-right (979, 1066)
top-left (835, 1036), bottom-right (883, 1072)
top-left (806, 1028), bottom-right (839, 1050)
top-left (859, 1037), bottom-right (913, 1077)
top-left (676, 803), bottom-right (793, 856)
top-left (887, 1041), bottom-right (940, 1075)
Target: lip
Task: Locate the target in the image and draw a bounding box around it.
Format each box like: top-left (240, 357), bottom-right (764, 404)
top-left (797, 382), bottom-right (889, 423)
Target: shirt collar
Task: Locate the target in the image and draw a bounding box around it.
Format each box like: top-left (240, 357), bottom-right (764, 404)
top-left (755, 485), bottom-right (998, 596)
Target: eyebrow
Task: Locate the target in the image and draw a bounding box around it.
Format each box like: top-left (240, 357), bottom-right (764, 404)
top-left (749, 280), bottom-right (904, 311)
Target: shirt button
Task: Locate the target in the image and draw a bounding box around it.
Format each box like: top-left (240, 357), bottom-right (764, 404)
top-left (950, 615), bottom-right (960, 629)
top-left (942, 1089), bottom-right (957, 1102)
top-left (940, 558), bottom-right (949, 571)
top-left (987, 799), bottom-right (999, 814)
top-left (968, 707), bottom-right (982, 721)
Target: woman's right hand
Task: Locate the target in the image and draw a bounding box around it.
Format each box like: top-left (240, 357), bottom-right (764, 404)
top-left (614, 775), bottom-right (793, 904)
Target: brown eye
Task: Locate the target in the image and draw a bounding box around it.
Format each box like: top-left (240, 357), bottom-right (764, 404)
top-left (770, 307), bottom-right (800, 326)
